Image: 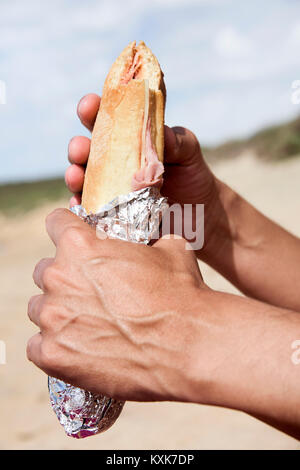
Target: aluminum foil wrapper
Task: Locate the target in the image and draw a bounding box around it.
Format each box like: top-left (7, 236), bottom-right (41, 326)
top-left (48, 187), bottom-right (169, 438)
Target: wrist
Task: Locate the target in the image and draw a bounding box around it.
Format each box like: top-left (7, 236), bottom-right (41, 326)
top-left (174, 287), bottom-right (234, 405)
top-left (186, 289), bottom-right (300, 424)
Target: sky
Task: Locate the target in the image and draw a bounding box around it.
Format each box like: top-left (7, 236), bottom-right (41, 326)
top-left (0, 0), bottom-right (300, 183)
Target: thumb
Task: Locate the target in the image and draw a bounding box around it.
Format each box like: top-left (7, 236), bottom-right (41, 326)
top-left (154, 235), bottom-right (204, 284)
top-left (164, 125), bottom-right (201, 165)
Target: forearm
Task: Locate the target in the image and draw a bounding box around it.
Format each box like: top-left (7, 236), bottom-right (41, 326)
top-left (187, 289), bottom-right (300, 439)
top-left (199, 179), bottom-right (300, 312)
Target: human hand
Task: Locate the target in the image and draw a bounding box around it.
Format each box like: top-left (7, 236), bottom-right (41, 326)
top-left (27, 208), bottom-right (300, 441)
top-left (66, 93), bottom-right (300, 315)
top-left (27, 208), bottom-right (209, 402)
top-left (65, 94), bottom-right (220, 245)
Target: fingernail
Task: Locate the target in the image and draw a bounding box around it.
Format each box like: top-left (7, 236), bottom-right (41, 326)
top-left (164, 125), bottom-right (176, 148)
top-left (172, 127), bottom-right (183, 150)
top-left (77, 95), bottom-right (87, 118)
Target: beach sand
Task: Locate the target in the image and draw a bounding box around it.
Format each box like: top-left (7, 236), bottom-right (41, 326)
top-left (0, 152), bottom-right (300, 450)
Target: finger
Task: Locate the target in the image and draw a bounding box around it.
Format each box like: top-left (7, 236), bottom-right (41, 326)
top-left (45, 208), bottom-right (89, 247)
top-left (77, 94), bottom-right (101, 132)
top-left (27, 333), bottom-right (42, 367)
top-left (164, 125), bottom-right (201, 165)
top-left (33, 257), bottom-right (54, 290)
top-left (28, 294), bottom-right (44, 327)
top-left (70, 194), bottom-right (82, 208)
top-left (65, 164), bottom-right (85, 194)
top-left (68, 136), bottom-right (90, 165)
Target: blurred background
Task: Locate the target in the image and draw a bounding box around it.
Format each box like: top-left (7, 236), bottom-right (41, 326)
top-left (1, 0), bottom-right (300, 450)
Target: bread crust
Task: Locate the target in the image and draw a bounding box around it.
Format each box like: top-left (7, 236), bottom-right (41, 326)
top-left (82, 41), bottom-right (165, 214)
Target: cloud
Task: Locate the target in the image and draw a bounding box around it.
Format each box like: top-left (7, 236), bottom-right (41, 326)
top-left (214, 27), bottom-right (253, 59)
top-left (288, 21), bottom-right (300, 46)
top-left (1, 0), bottom-right (300, 182)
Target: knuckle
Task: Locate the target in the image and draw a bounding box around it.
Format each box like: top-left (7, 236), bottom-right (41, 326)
top-left (27, 295), bottom-right (39, 318)
top-left (26, 336), bottom-right (34, 361)
top-left (32, 261), bottom-right (39, 281)
top-left (45, 208), bottom-right (66, 229)
top-left (42, 264), bottom-right (60, 291)
top-left (40, 304), bottom-right (66, 330)
top-left (61, 225), bottom-right (89, 248)
top-left (27, 295), bottom-right (35, 315)
top-left (39, 306), bottom-right (52, 330)
top-left (40, 341), bottom-right (58, 370)
top-left (33, 257), bottom-right (48, 279)
top-left (46, 208), bottom-right (61, 224)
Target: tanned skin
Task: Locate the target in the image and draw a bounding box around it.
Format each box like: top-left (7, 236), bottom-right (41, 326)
top-left (27, 94), bottom-right (300, 440)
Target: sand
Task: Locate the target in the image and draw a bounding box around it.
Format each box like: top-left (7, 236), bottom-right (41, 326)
top-left (0, 152), bottom-right (300, 450)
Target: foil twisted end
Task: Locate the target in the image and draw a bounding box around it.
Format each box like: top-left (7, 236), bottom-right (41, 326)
top-left (48, 187), bottom-right (168, 438)
top-left (48, 378), bottom-right (124, 438)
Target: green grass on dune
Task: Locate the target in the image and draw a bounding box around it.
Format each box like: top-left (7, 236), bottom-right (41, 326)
top-left (203, 115), bottom-right (300, 163)
top-left (0, 178), bottom-right (68, 216)
top-left (249, 116), bottom-right (300, 161)
top-left (1, 115), bottom-right (300, 216)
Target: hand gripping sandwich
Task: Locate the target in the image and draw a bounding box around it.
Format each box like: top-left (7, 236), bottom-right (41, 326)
top-left (48, 41), bottom-right (169, 438)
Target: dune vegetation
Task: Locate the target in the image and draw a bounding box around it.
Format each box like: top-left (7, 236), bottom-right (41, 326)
top-left (1, 115), bottom-right (299, 215)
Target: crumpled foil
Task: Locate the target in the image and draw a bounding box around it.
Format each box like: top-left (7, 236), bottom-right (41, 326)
top-left (48, 187), bottom-right (169, 438)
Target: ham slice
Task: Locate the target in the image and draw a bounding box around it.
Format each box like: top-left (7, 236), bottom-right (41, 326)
top-left (132, 117), bottom-right (164, 191)
top-left (120, 51), bottom-right (164, 192)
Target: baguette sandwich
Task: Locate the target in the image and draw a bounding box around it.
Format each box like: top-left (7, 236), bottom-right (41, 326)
top-left (82, 40), bottom-right (166, 214)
